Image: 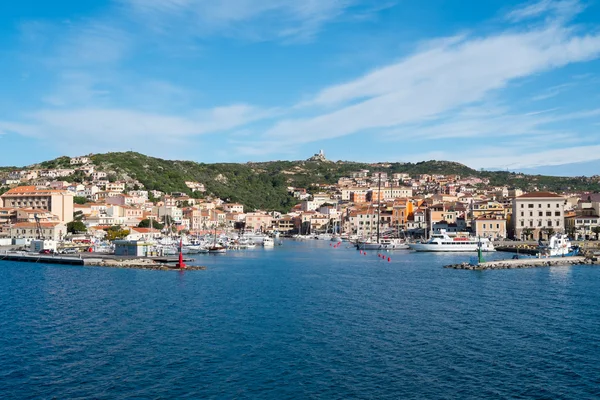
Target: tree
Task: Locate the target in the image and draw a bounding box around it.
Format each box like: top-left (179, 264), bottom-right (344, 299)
top-left (592, 226), bottom-right (600, 240)
top-left (522, 228), bottom-right (534, 240)
top-left (67, 221), bottom-right (87, 234)
top-left (138, 219), bottom-right (164, 230)
top-left (73, 196), bottom-right (87, 205)
top-left (104, 226), bottom-right (130, 241)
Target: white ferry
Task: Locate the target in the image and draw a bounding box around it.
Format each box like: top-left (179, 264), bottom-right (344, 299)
top-left (409, 230), bottom-right (495, 252)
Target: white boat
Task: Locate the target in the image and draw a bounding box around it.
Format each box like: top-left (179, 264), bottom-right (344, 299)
top-left (409, 230), bottom-right (495, 252)
top-left (263, 237), bottom-right (275, 247)
top-left (316, 233), bottom-right (332, 240)
top-left (357, 237), bottom-right (410, 251)
top-left (538, 233), bottom-right (579, 257)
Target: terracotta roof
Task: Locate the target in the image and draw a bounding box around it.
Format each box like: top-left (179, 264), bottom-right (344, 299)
top-left (11, 222), bottom-right (60, 228)
top-left (517, 191), bottom-right (564, 199)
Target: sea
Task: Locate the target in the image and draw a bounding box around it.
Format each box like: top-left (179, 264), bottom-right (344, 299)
top-left (1, 240), bottom-right (600, 399)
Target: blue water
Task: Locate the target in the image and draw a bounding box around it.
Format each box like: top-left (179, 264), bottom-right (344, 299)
top-left (1, 241), bottom-right (600, 399)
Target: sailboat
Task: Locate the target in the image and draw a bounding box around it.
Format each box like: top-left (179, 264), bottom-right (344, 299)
top-left (357, 172), bottom-right (409, 251)
top-left (208, 225), bottom-right (226, 253)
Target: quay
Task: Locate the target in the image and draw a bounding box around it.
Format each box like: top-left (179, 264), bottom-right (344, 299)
top-left (0, 251), bottom-right (204, 270)
top-left (444, 256), bottom-right (596, 270)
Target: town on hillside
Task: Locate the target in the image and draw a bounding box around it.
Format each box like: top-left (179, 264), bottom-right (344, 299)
top-left (1, 153), bottom-right (600, 245)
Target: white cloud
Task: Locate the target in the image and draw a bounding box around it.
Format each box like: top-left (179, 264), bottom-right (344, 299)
top-left (121, 0), bottom-right (357, 40)
top-left (506, 0), bottom-right (584, 22)
top-left (0, 104), bottom-right (277, 156)
top-left (261, 20), bottom-right (600, 146)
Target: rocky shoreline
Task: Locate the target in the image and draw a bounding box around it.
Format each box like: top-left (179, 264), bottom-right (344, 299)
top-left (445, 256), bottom-right (597, 270)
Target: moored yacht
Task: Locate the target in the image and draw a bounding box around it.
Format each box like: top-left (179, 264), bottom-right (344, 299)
top-left (409, 230), bottom-right (495, 252)
top-left (357, 237), bottom-right (410, 250)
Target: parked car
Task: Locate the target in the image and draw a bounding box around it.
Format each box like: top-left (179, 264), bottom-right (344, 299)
top-left (60, 248), bottom-right (78, 254)
top-left (39, 249), bottom-right (54, 254)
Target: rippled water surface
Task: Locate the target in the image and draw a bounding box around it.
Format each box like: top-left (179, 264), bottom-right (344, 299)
top-left (2, 240), bottom-right (600, 399)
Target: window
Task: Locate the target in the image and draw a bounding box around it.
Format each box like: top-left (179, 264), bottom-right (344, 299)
top-left (530, 221), bottom-right (533, 227)
top-left (496, 224), bottom-right (500, 229)
top-left (521, 212), bottom-right (524, 217)
top-left (528, 204), bottom-right (534, 208)
top-left (546, 211), bottom-right (552, 217)
top-left (539, 212), bottom-right (543, 217)
top-left (548, 221), bottom-right (552, 227)
top-left (521, 204), bottom-right (524, 208)
top-left (555, 211), bottom-right (560, 216)
top-left (483, 223), bottom-right (486, 228)
top-left (530, 212), bottom-right (533, 217)
top-left (547, 204), bottom-right (550, 208)
top-left (520, 221), bottom-right (524, 227)
top-left (556, 204), bottom-right (560, 208)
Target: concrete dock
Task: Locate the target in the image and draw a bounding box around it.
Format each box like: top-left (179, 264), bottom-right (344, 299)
top-left (0, 251), bottom-right (204, 270)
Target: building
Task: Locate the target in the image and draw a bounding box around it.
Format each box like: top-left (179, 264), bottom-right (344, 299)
top-left (70, 156), bottom-right (91, 165)
top-left (512, 192), bottom-right (566, 240)
top-left (9, 222), bottom-right (67, 241)
top-left (473, 216), bottom-right (507, 239)
top-left (245, 212), bottom-right (273, 231)
top-left (0, 186), bottom-right (74, 223)
top-left (223, 203), bottom-right (244, 213)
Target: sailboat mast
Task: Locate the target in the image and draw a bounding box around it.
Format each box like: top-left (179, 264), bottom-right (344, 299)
top-left (377, 172), bottom-right (381, 244)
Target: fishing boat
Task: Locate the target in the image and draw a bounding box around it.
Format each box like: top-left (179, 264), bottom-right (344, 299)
top-left (409, 230), bottom-right (495, 252)
top-left (208, 226), bottom-right (226, 253)
top-left (262, 237), bottom-right (275, 247)
top-left (538, 233), bottom-right (579, 257)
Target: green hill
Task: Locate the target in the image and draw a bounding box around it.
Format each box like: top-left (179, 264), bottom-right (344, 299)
top-left (5, 152), bottom-right (600, 212)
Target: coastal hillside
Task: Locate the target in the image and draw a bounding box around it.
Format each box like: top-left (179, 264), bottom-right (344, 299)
top-left (3, 152), bottom-right (600, 212)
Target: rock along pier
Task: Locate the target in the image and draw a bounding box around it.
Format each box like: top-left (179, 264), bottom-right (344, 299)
top-left (445, 256), bottom-right (597, 270)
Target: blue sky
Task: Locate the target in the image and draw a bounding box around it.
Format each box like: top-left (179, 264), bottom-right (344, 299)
top-left (1, 0), bottom-right (600, 175)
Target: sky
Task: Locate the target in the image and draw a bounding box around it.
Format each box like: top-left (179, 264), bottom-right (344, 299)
top-left (0, 0), bottom-right (600, 175)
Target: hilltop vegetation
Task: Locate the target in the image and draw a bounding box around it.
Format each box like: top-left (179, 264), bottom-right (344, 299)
top-left (3, 152), bottom-right (600, 212)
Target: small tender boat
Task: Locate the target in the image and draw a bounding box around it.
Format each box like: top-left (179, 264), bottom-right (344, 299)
top-left (263, 237), bottom-right (275, 247)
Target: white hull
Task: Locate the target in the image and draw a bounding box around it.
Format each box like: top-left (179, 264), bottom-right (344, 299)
top-left (358, 242), bottom-right (410, 250)
top-left (409, 230), bottom-right (495, 252)
top-left (263, 238), bottom-right (275, 247)
top-left (409, 243), bottom-right (495, 252)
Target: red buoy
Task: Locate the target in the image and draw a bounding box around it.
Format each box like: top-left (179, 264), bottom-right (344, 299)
top-left (388, 257), bottom-right (391, 262)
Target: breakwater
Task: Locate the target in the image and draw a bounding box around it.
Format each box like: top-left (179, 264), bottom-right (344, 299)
top-left (445, 256), bottom-right (596, 270)
top-left (0, 251), bottom-right (205, 270)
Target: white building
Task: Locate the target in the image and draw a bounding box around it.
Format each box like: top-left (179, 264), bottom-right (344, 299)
top-left (512, 192), bottom-right (566, 240)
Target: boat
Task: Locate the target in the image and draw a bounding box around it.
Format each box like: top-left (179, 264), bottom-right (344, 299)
top-left (263, 237), bottom-right (275, 247)
top-left (409, 230), bottom-right (495, 252)
top-left (356, 172), bottom-right (408, 250)
top-left (357, 237), bottom-right (410, 250)
top-left (208, 225), bottom-right (226, 253)
top-left (538, 233), bottom-right (580, 257)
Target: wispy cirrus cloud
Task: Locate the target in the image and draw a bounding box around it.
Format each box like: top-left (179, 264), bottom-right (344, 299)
top-left (120, 0), bottom-right (362, 41)
top-left (259, 25), bottom-right (600, 145)
top-left (506, 0), bottom-right (584, 22)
